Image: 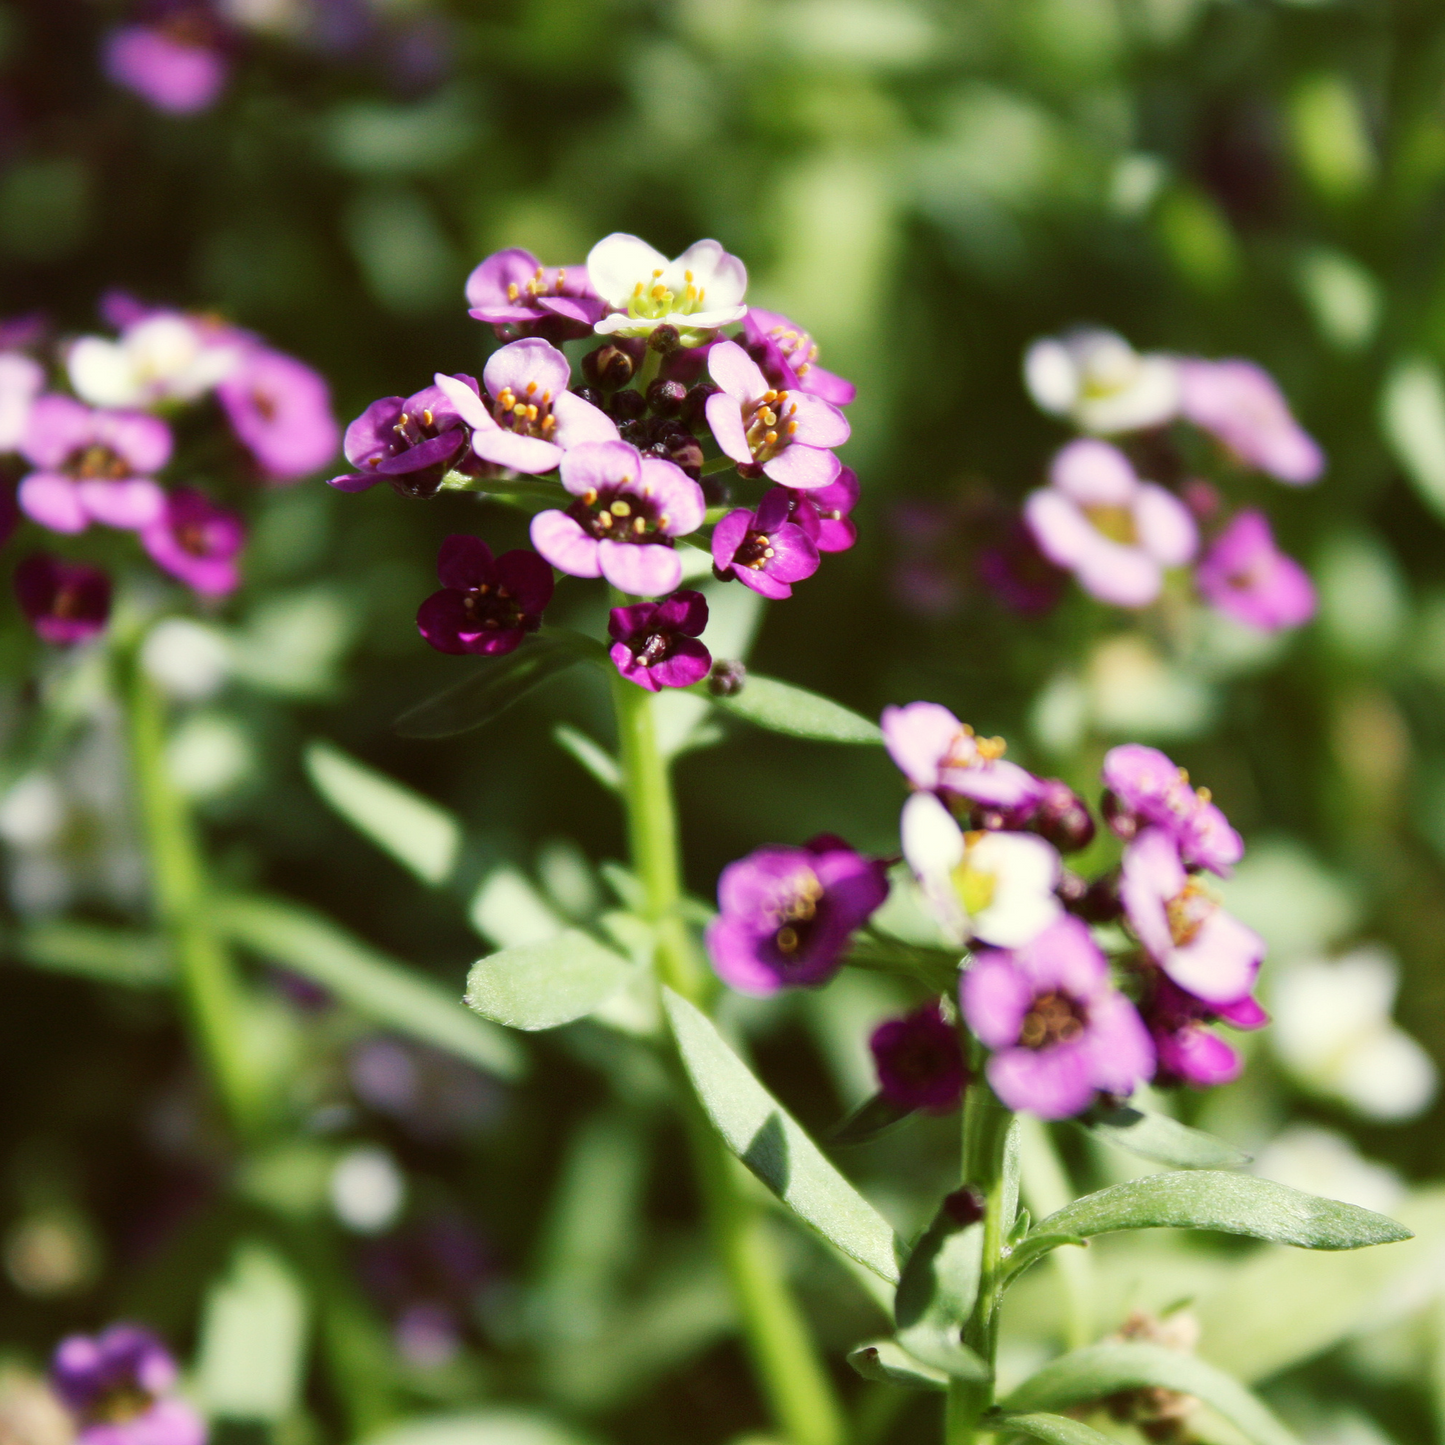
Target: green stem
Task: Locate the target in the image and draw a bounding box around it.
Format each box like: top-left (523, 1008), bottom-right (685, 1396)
top-left (608, 669), bottom-right (844, 1445)
top-left (1016, 1113), bottom-right (1092, 1349)
top-left (635, 345), bottom-right (663, 394)
top-left (700, 454), bottom-right (738, 476)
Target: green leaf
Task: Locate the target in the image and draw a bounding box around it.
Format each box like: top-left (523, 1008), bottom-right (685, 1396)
top-left (1381, 357), bottom-right (1445, 523)
top-left (552, 724), bottom-right (620, 792)
top-left (1001, 1343), bottom-right (1298, 1445)
top-left (827, 1091), bottom-right (916, 1146)
top-left (894, 1205), bottom-right (990, 1379)
top-left (708, 673), bottom-right (883, 744)
top-left (1037, 1170), bottom-right (1413, 1250)
top-left (216, 893), bottom-right (525, 1079)
top-left (14, 922), bottom-right (172, 987)
top-left (847, 1339), bottom-right (948, 1391)
top-left (305, 741), bottom-right (461, 885)
top-left (662, 988), bottom-right (904, 1283)
top-left (843, 934), bottom-right (962, 993)
top-left (1000, 1232), bottom-right (1088, 1286)
top-left (1078, 1104), bottom-right (1250, 1171)
top-left (989, 1412), bottom-right (1124, 1445)
top-left (361, 1411), bottom-right (600, 1445)
top-left (465, 931), bottom-right (631, 1031)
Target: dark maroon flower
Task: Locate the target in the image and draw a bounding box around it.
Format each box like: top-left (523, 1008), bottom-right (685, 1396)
top-left (870, 1000), bottom-right (967, 1112)
top-left (608, 589), bottom-right (711, 692)
top-left (977, 518), bottom-right (1067, 616)
top-left (15, 554), bottom-right (111, 644)
top-left (711, 488), bottom-right (820, 599)
top-left (140, 488), bottom-right (244, 596)
top-left (416, 537), bottom-right (553, 656)
top-left (970, 778), bottom-right (1096, 855)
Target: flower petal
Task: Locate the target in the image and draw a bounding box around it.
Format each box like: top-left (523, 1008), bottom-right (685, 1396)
top-left (471, 428), bottom-right (564, 475)
top-left (482, 337), bottom-right (571, 403)
top-left (586, 233), bottom-right (672, 309)
top-left (18, 473), bottom-right (88, 533)
top-left (552, 389), bottom-right (620, 448)
top-left (530, 509), bottom-right (600, 577)
top-left (77, 477), bottom-right (166, 530)
top-left (707, 339), bottom-right (766, 404)
top-left (761, 443), bottom-right (841, 491)
top-left (785, 392), bottom-right (850, 448)
top-left (704, 390), bottom-right (752, 465)
top-left (598, 539), bottom-right (682, 596)
top-left (559, 439), bottom-right (641, 497)
top-left (436, 534), bottom-right (495, 590)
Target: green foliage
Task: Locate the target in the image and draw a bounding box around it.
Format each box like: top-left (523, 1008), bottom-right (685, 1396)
top-left (707, 674), bottom-right (885, 744)
top-left (1077, 1104), bottom-right (1250, 1171)
top-left (465, 930), bottom-right (632, 1031)
top-left (892, 1204), bottom-right (990, 1378)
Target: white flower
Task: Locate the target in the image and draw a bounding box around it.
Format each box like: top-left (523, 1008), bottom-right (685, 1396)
top-left (1024, 328), bottom-right (1180, 435)
top-left (1270, 946), bottom-right (1437, 1121)
top-left (68, 314), bottom-right (242, 409)
top-left (0, 774), bottom-right (66, 851)
top-left (587, 233), bottom-right (748, 345)
top-left (141, 617), bottom-right (233, 702)
top-left (329, 1146), bottom-right (406, 1234)
top-left (900, 791), bottom-right (1061, 948)
top-left (0, 352), bottom-right (44, 452)
top-left (1253, 1124), bottom-right (1404, 1214)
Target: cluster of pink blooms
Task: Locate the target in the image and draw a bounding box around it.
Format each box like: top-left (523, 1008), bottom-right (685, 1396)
top-left (0, 295), bottom-right (339, 645)
top-left (330, 236), bottom-right (858, 691)
top-left (1019, 327), bottom-right (1319, 632)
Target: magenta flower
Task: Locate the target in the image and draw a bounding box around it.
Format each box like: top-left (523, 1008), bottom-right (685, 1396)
top-left (1101, 742), bottom-right (1242, 876)
top-left (416, 537), bottom-right (553, 657)
top-left (1177, 359), bottom-right (1324, 485)
top-left (870, 1000), bottom-right (967, 1112)
top-left (1144, 974), bottom-right (1268, 1089)
top-left (434, 339), bottom-right (617, 475)
top-left (103, 22), bottom-right (228, 115)
top-left (1120, 828), bottom-right (1264, 1007)
top-left (1024, 439), bottom-right (1197, 608)
top-left (711, 488), bottom-right (821, 599)
top-left (217, 347), bottom-right (340, 483)
top-left (608, 589), bottom-right (711, 691)
top-left (19, 395), bottom-right (171, 533)
top-left (465, 248), bottom-right (604, 341)
top-left (705, 340), bottom-right (850, 490)
top-left (972, 778), bottom-right (1096, 855)
top-left (141, 488), bottom-right (244, 596)
top-left (781, 467), bottom-right (859, 554)
top-left (52, 1325), bottom-right (205, 1445)
top-left (705, 836), bottom-right (889, 996)
top-left (0, 351), bottom-right (44, 451)
top-left (530, 440), bottom-right (704, 595)
top-left (741, 307), bottom-right (856, 407)
top-left (961, 915), bottom-right (1155, 1120)
top-left (881, 701), bottom-right (1040, 810)
top-left (1195, 509), bottom-right (1316, 632)
top-left (329, 381), bottom-right (473, 498)
top-left (15, 554), bottom-right (112, 645)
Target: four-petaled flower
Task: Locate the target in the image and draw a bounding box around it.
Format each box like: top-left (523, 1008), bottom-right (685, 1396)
top-left (779, 468), bottom-right (859, 555)
top-left (68, 312), bottom-right (241, 410)
top-left (608, 589), bottom-right (711, 691)
top-left (1101, 743), bottom-right (1242, 876)
top-left (465, 248), bottom-right (605, 341)
top-left (141, 488), bottom-right (245, 597)
top-left (1143, 974), bottom-right (1267, 1089)
top-left (588, 235), bottom-right (748, 346)
top-left (711, 488), bottom-right (820, 599)
top-left (870, 1000), bottom-right (967, 1112)
top-left (216, 347), bottom-right (341, 483)
top-left (417, 536), bottom-right (553, 656)
top-left (330, 381), bottom-right (474, 499)
top-left (52, 1324), bottom-right (206, 1445)
top-left (15, 553), bottom-right (112, 645)
top-left (741, 307), bottom-right (856, 406)
top-left (1195, 509), bottom-right (1316, 632)
top-left (1178, 359), bottom-right (1324, 485)
top-left (882, 701), bottom-right (1040, 809)
top-left (1024, 328), bottom-right (1180, 435)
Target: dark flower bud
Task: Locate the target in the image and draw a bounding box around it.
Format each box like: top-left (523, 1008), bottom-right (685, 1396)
top-left (1030, 780), bottom-right (1096, 853)
top-left (1056, 869), bottom-right (1090, 908)
top-left (712, 562), bottom-right (735, 583)
top-left (968, 804), bottom-right (1011, 832)
top-left (662, 433), bottom-right (704, 479)
top-left (680, 382), bottom-right (719, 431)
top-left (736, 461), bottom-right (766, 480)
top-left (584, 344), bottom-right (635, 390)
top-left (1101, 789), bottom-right (1140, 842)
top-left (700, 473), bottom-right (731, 507)
top-left (571, 384), bottom-right (606, 410)
top-left (1074, 868), bottom-right (1123, 924)
top-left (943, 1186), bottom-right (985, 1227)
top-left (647, 378), bottom-right (687, 417)
top-left (609, 387), bottom-right (648, 422)
top-left (708, 659), bottom-right (747, 696)
top-left (648, 323), bottom-right (681, 354)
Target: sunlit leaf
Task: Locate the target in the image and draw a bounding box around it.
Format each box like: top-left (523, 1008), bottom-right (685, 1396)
top-left (893, 1204), bottom-right (990, 1379)
top-left (847, 1339), bottom-right (948, 1391)
top-left (708, 673), bottom-right (883, 744)
top-left (989, 1412), bottom-right (1124, 1445)
top-left (552, 724), bottom-right (620, 792)
top-left (465, 931), bottom-right (631, 1031)
top-left (1078, 1104), bottom-right (1249, 1170)
top-left (828, 1091), bottom-right (916, 1145)
top-left (361, 1411), bottom-right (600, 1445)
top-left (1381, 357), bottom-right (1445, 522)
top-left (1000, 1232), bottom-right (1088, 1287)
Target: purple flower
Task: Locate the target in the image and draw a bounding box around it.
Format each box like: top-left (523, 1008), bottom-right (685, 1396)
top-left (1195, 509), bottom-right (1316, 632)
top-left (1120, 828), bottom-right (1264, 1007)
top-left (217, 347), bottom-right (340, 483)
top-left (465, 248), bottom-right (604, 341)
top-left (141, 488), bottom-right (245, 596)
top-left (530, 440), bottom-right (704, 595)
top-left (870, 1000), bottom-right (967, 1112)
top-left (1143, 974), bottom-right (1267, 1089)
top-left (15, 554), bottom-right (112, 644)
top-left (881, 701), bottom-right (1040, 810)
top-left (329, 382), bottom-right (473, 498)
top-left (434, 339), bottom-right (617, 475)
top-left (416, 537), bottom-right (553, 656)
top-left (741, 307), bottom-right (856, 407)
top-left (1101, 743), bottom-right (1242, 876)
top-left (976, 519), bottom-right (1067, 616)
top-left (1024, 439), bottom-right (1197, 608)
top-left (705, 340), bottom-right (850, 490)
top-left (961, 915), bottom-right (1155, 1120)
top-left (0, 351), bottom-right (44, 451)
top-left (608, 589), bottom-right (711, 691)
top-left (711, 488), bottom-right (821, 599)
top-left (51, 1324), bottom-right (205, 1445)
top-left (781, 467), bottom-right (859, 554)
top-left (1177, 359), bottom-right (1324, 485)
top-left (103, 22), bottom-right (228, 115)
top-left (19, 395), bottom-right (171, 533)
top-left (705, 835), bottom-right (889, 996)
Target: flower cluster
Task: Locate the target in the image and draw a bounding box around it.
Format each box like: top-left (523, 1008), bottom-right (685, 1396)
top-left (51, 1324), bottom-right (205, 1445)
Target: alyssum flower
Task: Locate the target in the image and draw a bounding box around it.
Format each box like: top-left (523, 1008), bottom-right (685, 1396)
top-left (465, 247), bottom-right (604, 341)
top-left (417, 537), bottom-right (553, 657)
top-left (741, 307), bottom-right (856, 407)
top-left (1024, 328), bottom-right (1180, 435)
top-left (1177, 358), bottom-right (1324, 485)
top-left (870, 1000), bottom-right (967, 1112)
top-left (711, 487), bottom-right (821, 599)
top-left (1143, 974), bottom-right (1267, 1089)
top-left (882, 701), bottom-right (1040, 809)
top-left (608, 589), bottom-right (711, 691)
top-left (141, 488), bottom-right (245, 597)
top-left (217, 346), bottom-right (340, 483)
top-left (15, 554), bottom-right (112, 645)
top-left (330, 381), bottom-right (474, 498)
top-left (67, 310), bottom-right (241, 409)
top-left (51, 1324), bottom-right (205, 1445)
top-left (784, 466), bottom-right (860, 554)
top-left (588, 235), bottom-right (748, 346)
top-left (1101, 742), bottom-right (1242, 876)
top-left (1194, 509), bottom-right (1316, 633)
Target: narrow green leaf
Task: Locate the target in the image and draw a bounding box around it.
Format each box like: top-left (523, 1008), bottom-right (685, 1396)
top-left (1381, 357), bottom-right (1445, 522)
top-left (662, 988), bottom-right (904, 1284)
top-left (828, 1091), bottom-right (916, 1146)
top-left (216, 893), bottom-right (525, 1079)
top-left (1037, 1171), bottom-right (1413, 1251)
top-left (894, 1206), bottom-right (989, 1379)
top-left (843, 934), bottom-right (963, 993)
top-left (989, 1412), bottom-right (1124, 1445)
top-left (15, 922), bottom-right (172, 987)
top-left (552, 725), bottom-right (620, 792)
top-left (709, 673), bottom-right (883, 744)
top-left (847, 1339), bottom-right (948, 1391)
top-left (305, 740), bottom-right (461, 885)
top-left (361, 1411), bottom-right (600, 1445)
top-left (1079, 1104), bottom-right (1250, 1170)
top-left (1001, 1343), bottom-right (1298, 1445)
top-left (1001, 1232), bottom-right (1088, 1286)
top-left (465, 931), bottom-right (630, 1031)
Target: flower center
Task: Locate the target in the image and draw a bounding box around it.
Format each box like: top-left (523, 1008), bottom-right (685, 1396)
top-left (743, 389), bottom-right (800, 463)
top-left (629, 628), bottom-right (677, 668)
top-left (1165, 878), bottom-right (1216, 947)
top-left (176, 521), bottom-right (213, 557)
top-left (251, 389), bottom-right (278, 422)
top-left (51, 583), bottom-right (88, 620)
top-left (493, 381), bottom-right (557, 439)
top-left (627, 267), bottom-right (709, 321)
top-left (766, 323), bottom-right (820, 380)
top-left (942, 724), bottom-right (1007, 772)
top-left (388, 406), bottom-right (452, 456)
top-left (506, 266), bottom-right (573, 303)
top-left (770, 868), bottom-right (825, 958)
top-left (458, 582), bottom-right (525, 633)
top-left (1083, 503), bottom-right (1138, 546)
top-left (733, 529), bottom-right (776, 571)
top-left (1019, 990), bottom-right (1088, 1049)
top-left (68, 444), bottom-right (130, 482)
top-left (951, 838), bottom-right (998, 917)
top-left (88, 1385), bottom-right (154, 1427)
top-left (569, 483), bottom-right (671, 545)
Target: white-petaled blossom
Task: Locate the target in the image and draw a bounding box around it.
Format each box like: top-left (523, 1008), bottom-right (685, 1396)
top-left (140, 617), bottom-right (233, 702)
top-left (587, 234), bottom-right (748, 346)
top-left (900, 790), bottom-right (1061, 948)
top-left (329, 1146), bottom-right (406, 1234)
top-left (67, 314), bottom-right (242, 409)
top-left (1024, 327), bottom-right (1180, 435)
top-left (1253, 1124), bottom-right (1404, 1214)
top-left (1270, 946), bottom-right (1437, 1121)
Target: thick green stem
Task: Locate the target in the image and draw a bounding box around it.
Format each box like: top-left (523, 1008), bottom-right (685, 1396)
top-left (608, 670), bottom-right (844, 1445)
top-left (635, 345), bottom-right (663, 394)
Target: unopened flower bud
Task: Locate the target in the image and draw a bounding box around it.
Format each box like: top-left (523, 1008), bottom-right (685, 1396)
top-left (708, 659), bottom-right (747, 696)
top-left (1069, 868), bottom-right (1122, 924)
top-left (700, 473), bottom-right (731, 507)
top-left (1030, 779), bottom-right (1095, 853)
top-left (661, 433), bottom-right (704, 478)
top-left (647, 378), bottom-right (687, 417)
top-left (1101, 789), bottom-right (1140, 841)
top-left (943, 1186), bottom-right (985, 1226)
top-left (609, 388), bottom-right (647, 422)
top-left (648, 323), bottom-right (681, 354)
top-left (1056, 868), bottom-right (1090, 908)
top-left (584, 344), bottom-right (635, 390)
top-left (680, 382), bottom-right (719, 431)
top-left (571, 384), bottom-right (606, 410)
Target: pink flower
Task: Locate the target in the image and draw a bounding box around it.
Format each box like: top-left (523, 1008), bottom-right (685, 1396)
top-left (1024, 439), bottom-right (1197, 608)
top-left (608, 589), bottom-right (712, 691)
top-left (711, 488), bottom-right (820, 599)
top-left (103, 23), bottom-right (228, 115)
top-left (741, 307), bottom-right (856, 406)
top-left (1177, 359), bottom-right (1324, 484)
top-left (1195, 509), bottom-right (1316, 632)
top-left (881, 701), bottom-right (1040, 809)
top-left (465, 248), bottom-right (604, 341)
top-left (217, 347), bottom-right (341, 483)
top-left (0, 352), bottom-right (44, 451)
top-left (870, 1000), bottom-right (966, 1112)
top-left (52, 1324), bottom-right (206, 1445)
top-left (1143, 975), bottom-right (1268, 1089)
top-left (141, 488), bottom-right (245, 596)
top-left (783, 467), bottom-right (859, 554)
top-left (1101, 742), bottom-right (1242, 876)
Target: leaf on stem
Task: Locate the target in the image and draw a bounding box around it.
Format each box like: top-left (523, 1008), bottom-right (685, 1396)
top-left (1077, 1103), bottom-right (1250, 1171)
top-left (988, 1412), bottom-right (1126, 1445)
top-left (827, 1091), bottom-right (917, 1146)
top-left (552, 725), bottom-right (620, 792)
top-left (465, 931), bottom-right (632, 1031)
top-left (708, 673), bottom-right (884, 744)
top-left (15, 921), bottom-right (172, 987)
top-left (360, 1411), bottom-right (601, 1445)
top-left (999, 1231), bottom-right (1088, 1286)
top-left (662, 988), bottom-right (905, 1283)
top-left (847, 1339), bottom-right (948, 1391)
top-left (893, 1204), bottom-right (991, 1379)
top-left (842, 934), bottom-right (963, 993)
top-left (1036, 1171), bottom-right (1412, 1250)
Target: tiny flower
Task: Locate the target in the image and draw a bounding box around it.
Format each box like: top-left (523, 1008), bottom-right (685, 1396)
top-left (19, 395), bottom-right (172, 533)
top-left (901, 790), bottom-right (1061, 948)
top-left (780, 467), bottom-right (859, 554)
top-left (962, 915), bottom-right (1155, 1119)
top-left (705, 835), bottom-right (888, 996)
top-left (588, 234), bottom-right (748, 346)
top-left (1120, 827), bottom-right (1263, 1007)
top-left (972, 778), bottom-right (1096, 855)
top-left (1024, 328), bottom-right (1180, 434)
top-left (977, 519), bottom-right (1067, 617)
top-left (416, 537), bottom-right (552, 657)
top-left (67, 313), bottom-right (241, 409)
top-left (51, 1324), bottom-right (205, 1445)
top-left (1177, 358), bottom-right (1324, 484)
top-left (870, 1000), bottom-right (967, 1111)
top-left (1143, 974), bottom-right (1266, 1089)
top-left (217, 347), bottom-right (340, 482)
top-left (465, 247), bottom-right (604, 340)
top-left (1195, 509), bottom-right (1316, 632)
top-left (705, 340), bottom-right (850, 490)
top-left (741, 307), bottom-right (856, 406)
top-left (141, 488), bottom-right (245, 596)
top-left (530, 439), bottom-right (704, 595)
top-left (1024, 439), bottom-right (1197, 608)
top-left (15, 555), bottom-right (112, 645)
top-left (103, 20), bottom-right (229, 115)
top-left (881, 701), bottom-right (1040, 809)
top-left (711, 488), bottom-right (820, 599)
top-left (1101, 742), bottom-right (1242, 876)
top-left (608, 588), bottom-right (711, 691)
top-left (0, 352), bottom-right (44, 451)
top-left (329, 382), bottom-right (473, 498)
